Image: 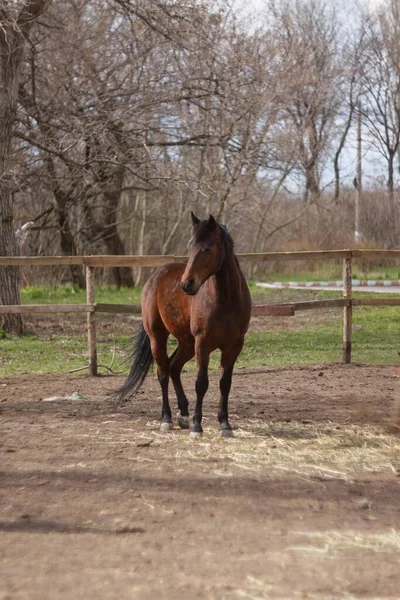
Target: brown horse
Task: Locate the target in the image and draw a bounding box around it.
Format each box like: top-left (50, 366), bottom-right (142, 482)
top-left (115, 212), bottom-right (251, 437)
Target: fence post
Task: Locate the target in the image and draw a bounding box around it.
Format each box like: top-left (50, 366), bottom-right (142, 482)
top-left (343, 254), bottom-right (352, 364)
top-left (86, 266), bottom-right (98, 376)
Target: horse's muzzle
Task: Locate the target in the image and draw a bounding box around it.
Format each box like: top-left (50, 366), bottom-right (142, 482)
top-left (180, 278), bottom-right (198, 295)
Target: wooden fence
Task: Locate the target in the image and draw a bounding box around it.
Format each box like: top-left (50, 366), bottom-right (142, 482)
top-left (1, 249), bottom-right (400, 375)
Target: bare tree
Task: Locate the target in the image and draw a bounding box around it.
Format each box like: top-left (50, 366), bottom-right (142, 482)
top-left (0, 0), bottom-right (50, 334)
top-left (360, 0), bottom-right (400, 244)
top-left (8, 0), bottom-right (399, 284)
top-left (16, 0), bottom-right (232, 284)
top-left (268, 0), bottom-right (344, 204)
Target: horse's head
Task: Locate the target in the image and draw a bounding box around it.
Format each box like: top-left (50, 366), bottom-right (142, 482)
top-left (180, 212), bottom-right (225, 296)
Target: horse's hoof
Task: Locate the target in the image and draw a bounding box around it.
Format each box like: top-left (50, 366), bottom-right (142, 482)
top-left (220, 428), bottom-right (234, 438)
top-left (189, 430), bottom-right (203, 438)
top-left (178, 414), bottom-right (190, 429)
top-left (160, 421), bottom-right (174, 432)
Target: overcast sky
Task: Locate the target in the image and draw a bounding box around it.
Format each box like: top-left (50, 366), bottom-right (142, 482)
top-left (235, 0), bottom-right (384, 16)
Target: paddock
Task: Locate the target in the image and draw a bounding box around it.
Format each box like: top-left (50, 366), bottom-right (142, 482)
top-left (1, 249), bottom-right (400, 597)
top-left (1, 363), bottom-right (399, 599)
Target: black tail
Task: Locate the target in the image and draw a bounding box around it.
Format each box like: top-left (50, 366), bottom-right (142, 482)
top-left (114, 322), bottom-right (153, 405)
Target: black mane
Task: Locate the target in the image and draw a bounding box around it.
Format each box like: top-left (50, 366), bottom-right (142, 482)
top-left (218, 223), bottom-right (234, 249)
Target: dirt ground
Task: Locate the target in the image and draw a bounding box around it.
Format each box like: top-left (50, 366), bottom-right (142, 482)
top-left (1, 362), bottom-right (400, 600)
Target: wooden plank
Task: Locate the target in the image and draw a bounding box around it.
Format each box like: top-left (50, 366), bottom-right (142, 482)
top-left (0, 256), bottom-right (85, 266)
top-left (95, 300), bottom-right (355, 315)
top-left (95, 303), bottom-right (142, 314)
top-left (238, 250), bottom-right (352, 262)
top-left (252, 305), bottom-right (295, 316)
top-left (351, 249), bottom-right (400, 259)
top-left (0, 299), bottom-right (355, 316)
top-left (1, 297), bottom-right (398, 317)
top-left (84, 255), bottom-right (177, 267)
top-left (343, 257), bottom-right (352, 364)
top-left (352, 297), bottom-right (400, 306)
top-left (291, 298), bottom-right (349, 310)
top-left (0, 250), bottom-right (355, 267)
top-left (0, 255), bottom-right (177, 267)
top-left (1, 248), bottom-right (400, 268)
top-left (86, 266), bottom-right (98, 376)
top-left (0, 304), bottom-right (93, 313)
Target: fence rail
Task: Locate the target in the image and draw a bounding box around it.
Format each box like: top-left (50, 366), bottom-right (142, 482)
top-left (1, 250), bottom-right (399, 375)
top-left (1, 248), bottom-right (400, 267)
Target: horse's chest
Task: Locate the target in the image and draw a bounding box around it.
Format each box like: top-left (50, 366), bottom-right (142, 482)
top-left (191, 303), bottom-right (245, 339)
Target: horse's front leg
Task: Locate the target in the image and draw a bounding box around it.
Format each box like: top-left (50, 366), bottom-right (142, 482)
top-left (219, 340), bottom-right (244, 438)
top-left (169, 342), bottom-right (194, 430)
top-left (190, 338), bottom-right (210, 438)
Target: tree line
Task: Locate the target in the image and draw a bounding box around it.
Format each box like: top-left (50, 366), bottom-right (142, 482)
top-left (1, 0), bottom-right (400, 333)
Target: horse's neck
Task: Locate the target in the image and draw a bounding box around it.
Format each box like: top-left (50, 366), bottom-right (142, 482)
top-left (214, 248), bottom-right (243, 304)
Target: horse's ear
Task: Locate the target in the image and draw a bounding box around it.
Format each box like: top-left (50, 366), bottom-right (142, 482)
top-left (208, 215), bottom-right (216, 231)
top-left (191, 211), bottom-right (200, 227)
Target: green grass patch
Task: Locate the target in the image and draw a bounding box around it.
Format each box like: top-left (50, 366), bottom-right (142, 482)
top-left (351, 305), bottom-right (400, 364)
top-left (1, 334), bottom-right (89, 375)
top-left (247, 282), bottom-right (343, 302)
top-left (21, 285), bottom-right (143, 305)
top-left (0, 332), bottom-right (131, 377)
top-left (1, 306), bottom-right (399, 377)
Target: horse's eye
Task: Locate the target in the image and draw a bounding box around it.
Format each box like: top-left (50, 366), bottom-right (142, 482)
top-left (202, 247), bottom-right (212, 254)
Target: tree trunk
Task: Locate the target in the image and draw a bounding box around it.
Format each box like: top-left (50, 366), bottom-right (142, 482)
top-left (304, 163), bottom-right (320, 204)
top-left (333, 110), bottom-right (353, 202)
top-left (135, 187), bottom-right (147, 287)
top-left (54, 190), bottom-right (86, 289)
top-left (388, 150), bottom-right (396, 247)
top-left (0, 1), bottom-right (50, 334)
top-left (0, 27), bottom-right (24, 334)
top-left (103, 166), bottom-right (134, 288)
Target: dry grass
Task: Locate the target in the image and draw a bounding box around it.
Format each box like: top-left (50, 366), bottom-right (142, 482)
top-left (72, 416), bottom-right (400, 482)
top-left (233, 572), bottom-right (399, 600)
top-left (288, 528), bottom-right (400, 556)
top-left (168, 419), bottom-right (399, 481)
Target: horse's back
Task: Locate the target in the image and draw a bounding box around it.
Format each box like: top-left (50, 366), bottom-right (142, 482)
top-left (143, 262), bottom-right (185, 294)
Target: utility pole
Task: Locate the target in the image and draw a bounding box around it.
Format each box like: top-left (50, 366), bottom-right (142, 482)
top-left (354, 101), bottom-right (362, 244)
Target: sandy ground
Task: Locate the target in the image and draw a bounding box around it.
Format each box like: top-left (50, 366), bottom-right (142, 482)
top-left (1, 363), bottom-right (400, 599)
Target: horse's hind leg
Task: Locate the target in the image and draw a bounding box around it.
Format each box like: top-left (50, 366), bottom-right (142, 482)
top-left (169, 342), bottom-right (194, 429)
top-left (149, 328), bottom-right (173, 432)
top-left (219, 340), bottom-right (244, 438)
